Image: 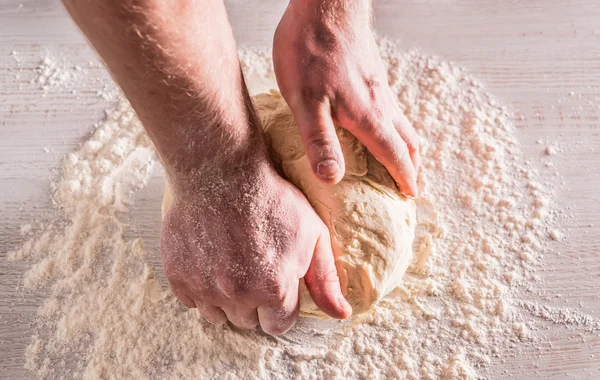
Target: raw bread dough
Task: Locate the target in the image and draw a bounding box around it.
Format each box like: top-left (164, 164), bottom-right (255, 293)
top-left (162, 91), bottom-right (416, 316)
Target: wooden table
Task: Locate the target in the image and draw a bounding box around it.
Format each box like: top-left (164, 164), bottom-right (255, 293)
top-left (1, 0), bottom-right (599, 378)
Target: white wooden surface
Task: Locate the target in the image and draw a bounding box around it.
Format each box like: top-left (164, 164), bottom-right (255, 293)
top-left (1, 0), bottom-right (599, 378)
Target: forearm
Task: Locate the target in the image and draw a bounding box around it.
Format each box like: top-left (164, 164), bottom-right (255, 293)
top-left (62, 0), bottom-right (265, 190)
top-left (288, 0), bottom-right (372, 24)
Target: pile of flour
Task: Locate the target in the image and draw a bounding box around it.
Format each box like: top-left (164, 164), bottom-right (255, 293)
top-left (8, 39), bottom-right (589, 379)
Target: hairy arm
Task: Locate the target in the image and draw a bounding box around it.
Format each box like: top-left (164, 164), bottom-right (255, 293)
top-left (62, 0), bottom-right (351, 334)
top-left (62, 0), bottom-right (264, 190)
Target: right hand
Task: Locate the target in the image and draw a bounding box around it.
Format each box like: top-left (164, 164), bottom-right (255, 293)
top-left (161, 161), bottom-right (352, 335)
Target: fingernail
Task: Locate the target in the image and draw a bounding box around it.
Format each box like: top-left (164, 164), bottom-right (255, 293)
top-left (317, 160), bottom-right (341, 180)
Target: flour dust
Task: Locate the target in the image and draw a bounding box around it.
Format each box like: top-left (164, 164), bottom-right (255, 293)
top-left (7, 39), bottom-right (593, 379)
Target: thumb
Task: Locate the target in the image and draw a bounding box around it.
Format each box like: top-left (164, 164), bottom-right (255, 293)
top-left (289, 98), bottom-right (345, 184)
top-left (304, 232), bottom-right (352, 319)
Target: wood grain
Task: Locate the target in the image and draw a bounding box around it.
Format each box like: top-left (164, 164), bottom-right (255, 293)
top-left (1, 0), bottom-right (599, 379)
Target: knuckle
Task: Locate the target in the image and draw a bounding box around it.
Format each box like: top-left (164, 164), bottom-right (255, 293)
top-left (358, 113), bottom-right (378, 134)
top-left (234, 272), bottom-right (269, 300)
top-left (362, 76), bottom-right (384, 104)
top-left (232, 284), bottom-right (253, 299)
top-left (215, 275), bottom-right (238, 299)
top-left (299, 85), bottom-right (326, 106)
top-left (306, 132), bottom-right (337, 149)
top-left (356, 106), bottom-right (386, 134)
top-left (252, 272), bottom-right (288, 304)
top-left (221, 272), bottom-right (279, 302)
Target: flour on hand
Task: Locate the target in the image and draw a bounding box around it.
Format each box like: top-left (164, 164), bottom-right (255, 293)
top-left (162, 91), bottom-right (417, 317)
top-left (257, 91), bottom-right (417, 315)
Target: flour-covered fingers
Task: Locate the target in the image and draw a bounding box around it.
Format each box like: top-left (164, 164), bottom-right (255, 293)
top-left (348, 112), bottom-right (418, 197)
top-left (392, 107), bottom-right (421, 173)
top-left (257, 281), bottom-right (300, 335)
top-left (288, 97), bottom-right (346, 184)
top-left (304, 233), bottom-right (352, 319)
top-left (195, 303), bottom-right (228, 324)
top-left (222, 306), bottom-right (259, 330)
top-left (169, 281), bottom-right (196, 309)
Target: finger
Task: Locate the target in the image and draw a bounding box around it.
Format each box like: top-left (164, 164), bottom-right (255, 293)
top-left (257, 281), bottom-right (300, 335)
top-left (195, 302), bottom-right (228, 324)
top-left (222, 306), bottom-right (259, 330)
top-left (304, 232), bottom-right (352, 319)
top-left (392, 108), bottom-right (421, 172)
top-left (169, 281), bottom-right (196, 308)
top-left (288, 97), bottom-right (345, 184)
top-left (346, 112), bottom-right (418, 197)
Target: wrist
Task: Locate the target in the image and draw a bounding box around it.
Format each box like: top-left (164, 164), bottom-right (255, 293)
top-left (151, 71), bottom-right (270, 191)
top-left (168, 153), bottom-right (276, 204)
top-left (163, 120), bottom-right (271, 198)
top-left (164, 89), bottom-right (273, 197)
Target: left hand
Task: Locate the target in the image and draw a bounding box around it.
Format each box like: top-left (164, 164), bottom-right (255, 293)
top-left (273, 0), bottom-right (420, 197)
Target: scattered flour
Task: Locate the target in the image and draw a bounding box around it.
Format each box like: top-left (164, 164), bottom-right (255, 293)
top-left (520, 302), bottom-right (600, 333)
top-left (545, 145), bottom-right (557, 156)
top-left (7, 39), bottom-right (587, 379)
top-left (33, 54), bottom-right (80, 94)
top-left (11, 50), bottom-right (22, 62)
top-left (96, 84), bottom-right (119, 101)
top-left (549, 229), bottom-right (563, 241)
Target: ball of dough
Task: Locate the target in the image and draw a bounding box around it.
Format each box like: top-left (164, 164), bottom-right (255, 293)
top-left (162, 91), bottom-right (417, 317)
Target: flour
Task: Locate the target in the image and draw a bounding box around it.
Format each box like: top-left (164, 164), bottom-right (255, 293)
top-left (11, 50), bottom-right (22, 62)
top-left (545, 145), bottom-right (557, 156)
top-left (519, 302), bottom-right (600, 333)
top-left (33, 54), bottom-right (80, 94)
top-left (7, 39), bottom-right (583, 379)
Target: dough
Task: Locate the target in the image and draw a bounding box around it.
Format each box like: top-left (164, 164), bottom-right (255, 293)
top-left (162, 91), bottom-right (416, 316)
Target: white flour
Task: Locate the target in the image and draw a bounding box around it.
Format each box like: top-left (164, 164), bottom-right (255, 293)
top-left (32, 54), bottom-right (81, 94)
top-left (7, 39), bottom-right (596, 379)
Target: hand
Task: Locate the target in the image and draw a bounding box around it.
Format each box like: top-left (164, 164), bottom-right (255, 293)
top-left (273, 0), bottom-right (420, 197)
top-left (161, 162), bottom-right (352, 335)
top-left (62, 0), bottom-right (352, 335)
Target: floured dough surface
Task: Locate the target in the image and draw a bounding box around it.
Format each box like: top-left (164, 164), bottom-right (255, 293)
top-left (162, 91), bottom-right (416, 316)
